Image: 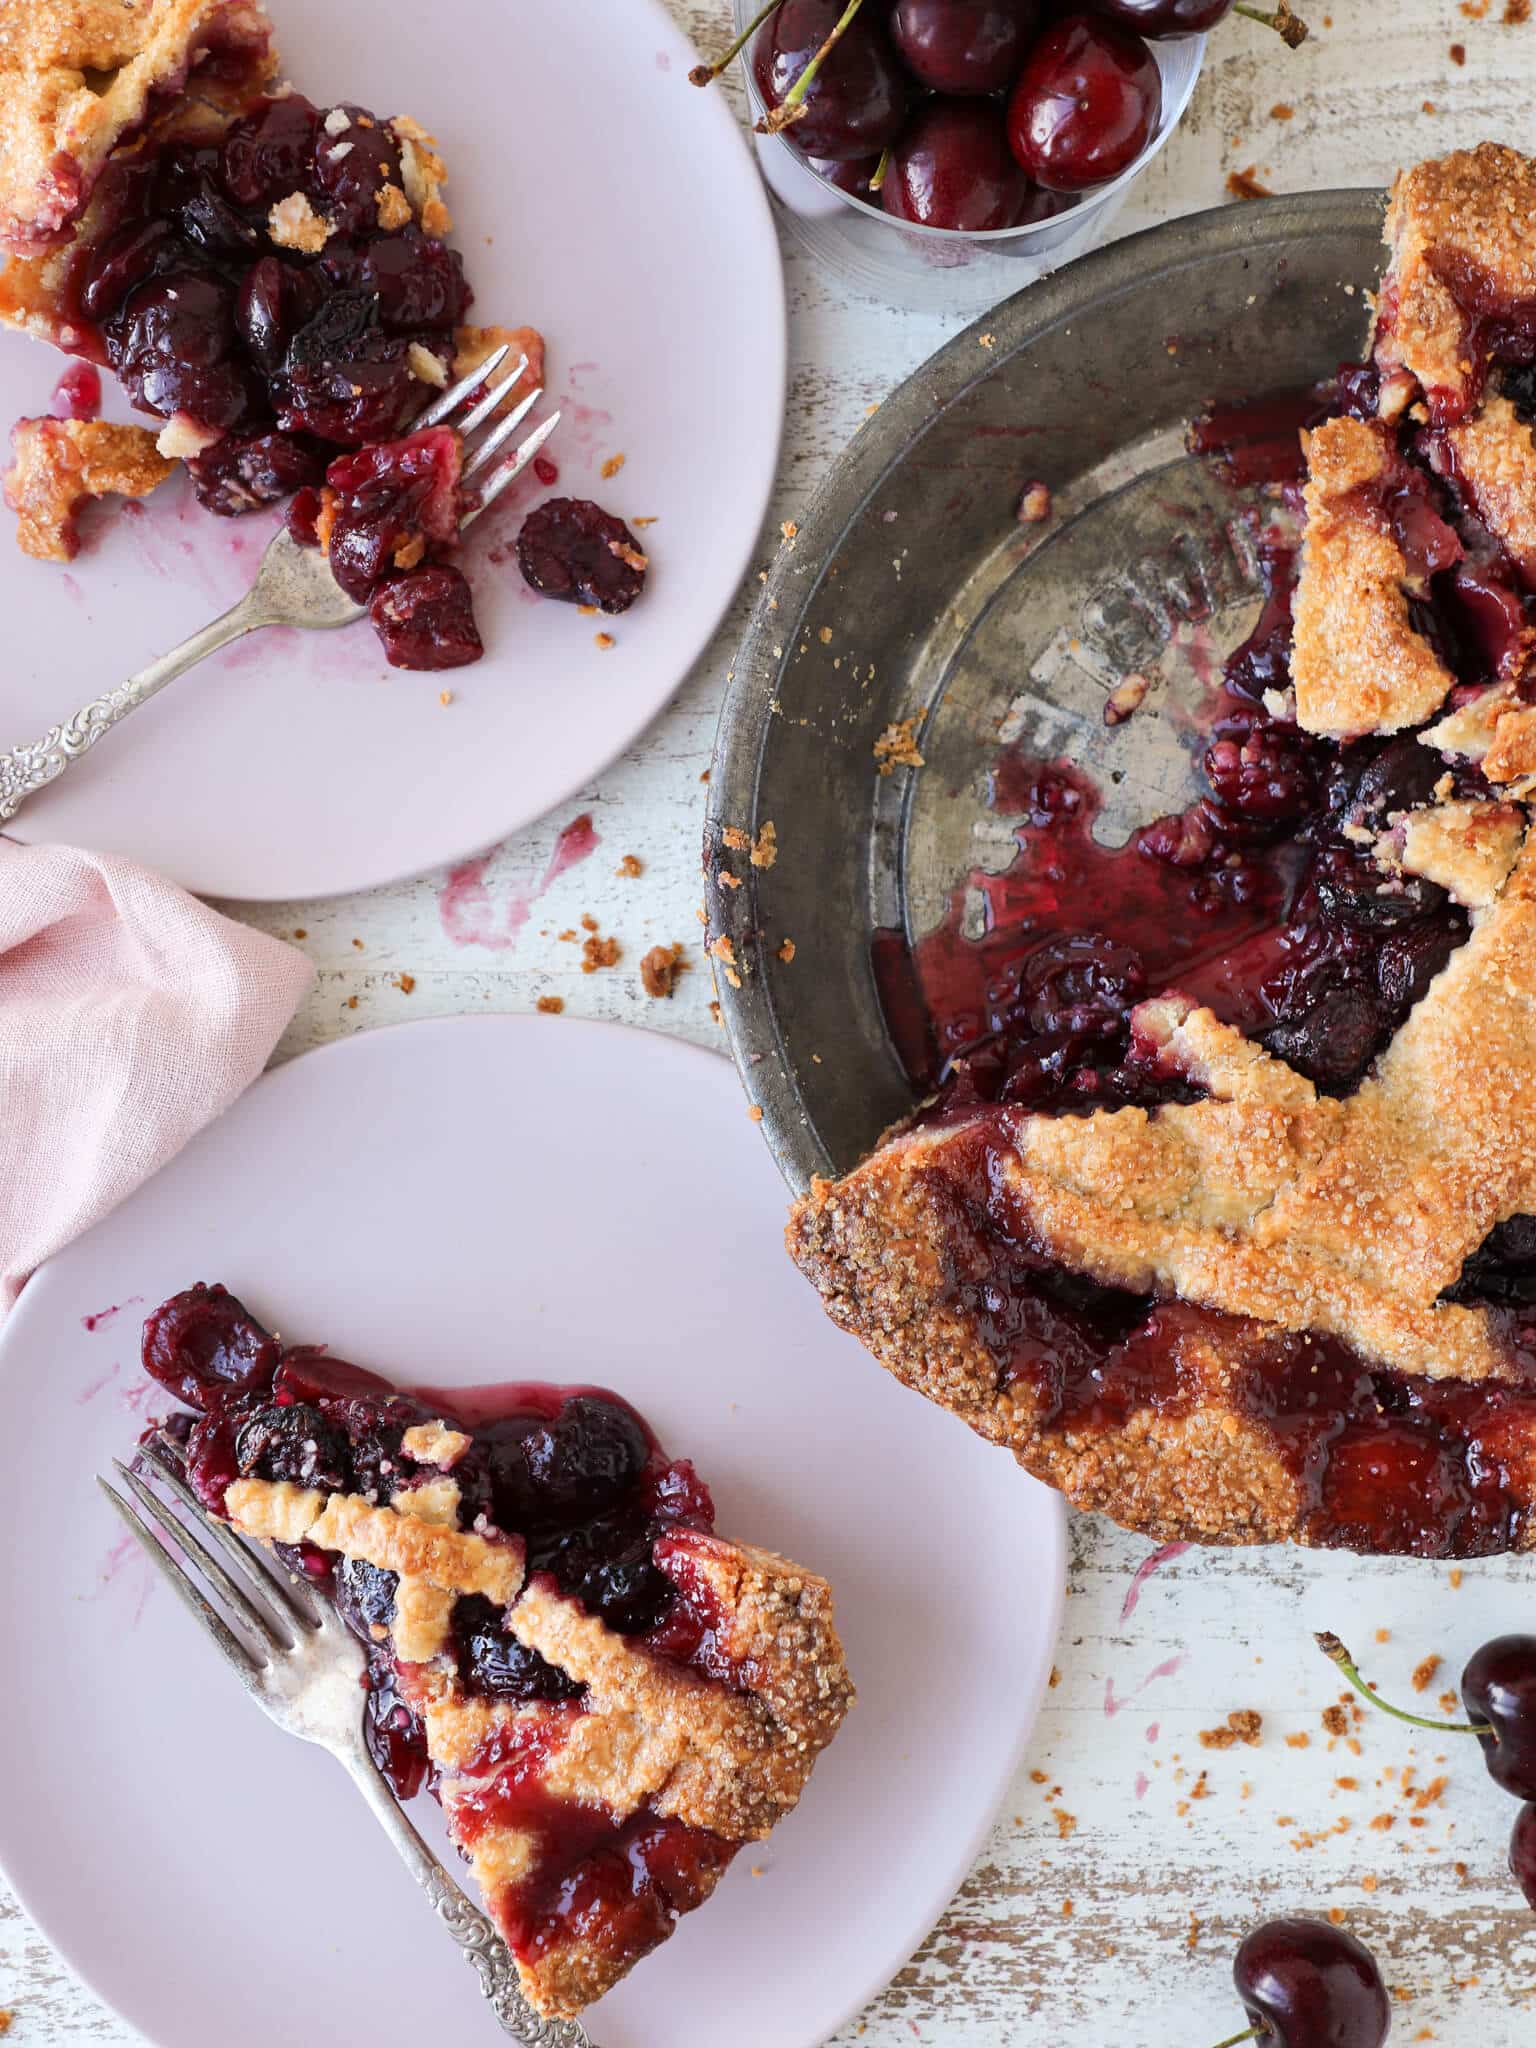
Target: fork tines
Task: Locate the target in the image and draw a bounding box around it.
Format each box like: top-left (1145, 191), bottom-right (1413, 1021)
top-left (98, 1442), bottom-right (318, 1674)
top-left (409, 340), bottom-right (563, 530)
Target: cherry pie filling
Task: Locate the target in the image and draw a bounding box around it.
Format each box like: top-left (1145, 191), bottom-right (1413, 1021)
top-left (139, 1283), bottom-right (741, 1959)
top-left (870, 339), bottom-right (1536, 1555)
top-left (32, 88), bottom-right (492, 666)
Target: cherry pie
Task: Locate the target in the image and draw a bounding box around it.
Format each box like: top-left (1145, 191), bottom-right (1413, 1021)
top-left (790, 145), bottom-right (1536, 1560)
top-left (0, 3), bottom-right (648, 669)
top-left (137, 1283), bottom-right (852, 2018)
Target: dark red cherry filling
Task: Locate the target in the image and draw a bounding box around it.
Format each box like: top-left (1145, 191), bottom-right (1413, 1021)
top-left (51, 89), bottom-right (491, 670)
top-left (320, 424), bottom-right (462, 604)
top-left (919, 1130), bottom-right (1536, 1556)
top-left (185, 426), bottom-right (328, 515)
top-left (137, 1286), bottom-right (725, 1800)
top-left (449, 1713), bottom-right (736, 1969)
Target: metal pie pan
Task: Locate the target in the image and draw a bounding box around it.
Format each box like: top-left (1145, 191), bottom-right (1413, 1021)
top-left (706, 189), bottom-right (1387, 1194)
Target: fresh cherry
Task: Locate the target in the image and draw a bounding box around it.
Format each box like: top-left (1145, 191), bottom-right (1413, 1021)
top-left (1006, 15), bottom-right (1162, 192)
top-left (1084, 0), bottom-right (1230, 27)
top-left (1085, 0), bottom-right (1308, 36)
top-left (1462, 1635), bottom-right (1536, 1801)
top-left (881, 99), bottom-right (1036, 231)
top-left (888, 0), bottom-right (1038, 93)
top-left (1228, 1918), bottom-right (1390, 2048)
top-left (1513, 1802), bottom-right (1536, 1909)
top-left (804, 152), bottom-right (881, 198)
top-left (749, 0), bottom-right (907, 160)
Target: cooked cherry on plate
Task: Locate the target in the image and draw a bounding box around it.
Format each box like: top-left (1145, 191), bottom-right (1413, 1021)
top-left (135, 1282), bottom-right (853, 2020)
top-left (789, 145), bottom-right (1536, 1561)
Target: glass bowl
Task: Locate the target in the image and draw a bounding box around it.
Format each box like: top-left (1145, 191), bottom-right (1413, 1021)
top-left (731, 5), bottom-right (1206, 315)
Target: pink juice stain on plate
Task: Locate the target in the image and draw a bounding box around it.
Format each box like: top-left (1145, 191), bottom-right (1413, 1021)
top-left (439, 811), bottom-right (601, 950)
top-left (82, 1295), bottom-right (141, 1333)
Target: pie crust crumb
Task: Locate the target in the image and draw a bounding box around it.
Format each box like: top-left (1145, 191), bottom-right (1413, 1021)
top-left (5, 418), bottom-right (174, 560)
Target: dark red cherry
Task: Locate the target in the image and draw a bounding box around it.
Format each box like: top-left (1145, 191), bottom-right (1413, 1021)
top-left (1202, 706), bottom-right (1318, 826)
top-left (311, 104), bottom-right (404, 236)
top-left (751, 0), bottom-right (907, 161)
top-left (517, 497), bottom-right (649, 613)
top-left (1083, 0), bottom-right (1233, 32)
top-left (1462, 1635), bottom-right (1536, 1800)
top-left (323, 424), bottom-right (463, 604)
top-left (219, 93), bottom-right (322, 208)
top-left (804, 153), bottom-right (881, 199)
top-left (888, 0), bottom-right (1038, 93)
top-left (1512, 1802), bottom-right (1536, 1908)
top-left (187, 428), bottom-right (327, 515)
top-left (142, 1284), bottom-right (280, 1409)
top-left (520, 1395), bottom-right (650, 1521)
top-left (236, 254), bottom-right (323, 376)
top-left (369, 564), bottom-right (483, 669)
top-left (270, 289), bottom-right (414, 445)
top-left (1232, 1918), bottom-right (1390, 2048)
top-left (1006, 15), bottom-right (1161, 192)
top-left (320, 228), bottom-right (472, 333)
top-left (105, 271), bottom-right (252, 430)
top-left (882, 99), bottom-right (1036, 231)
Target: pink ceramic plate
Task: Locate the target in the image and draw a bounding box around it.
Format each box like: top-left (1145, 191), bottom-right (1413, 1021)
top-left (0, 1019), bottom-right (1064, 2048)
top-left (0, 0), bottom-right (784, 900)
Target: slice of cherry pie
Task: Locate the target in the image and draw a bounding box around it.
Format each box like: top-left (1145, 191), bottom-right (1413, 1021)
top-left (787, 144), bottom-right (1536, 1560)
top-left (137, 1283), bottom-right (853, 2019)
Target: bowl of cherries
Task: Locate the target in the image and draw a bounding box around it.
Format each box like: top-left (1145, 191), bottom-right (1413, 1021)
top-left (695, 0), bottom-right (1305, 313)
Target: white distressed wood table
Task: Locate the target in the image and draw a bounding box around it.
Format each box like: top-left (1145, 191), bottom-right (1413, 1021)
top-left (9, 4), bottom-right (1536, 2041)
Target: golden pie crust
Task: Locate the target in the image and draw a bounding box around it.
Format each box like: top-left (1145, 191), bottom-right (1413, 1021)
top-left (225, 1427), bottom-right (852, 2019)
top-left (3, 415), bottom-right (174, 557)
top-left (1375, 143), bottom-right (1536, 422)
top-left (0, 0), bottom-right (275, 249)
top-left (1290, 418), bottom-right (1454, 737)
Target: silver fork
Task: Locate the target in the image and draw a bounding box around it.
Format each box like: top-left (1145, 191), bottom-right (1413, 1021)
top-left (99, 1435), bottom-right (591, 2048)
top-left (0, 344), bottom-right (558, 823)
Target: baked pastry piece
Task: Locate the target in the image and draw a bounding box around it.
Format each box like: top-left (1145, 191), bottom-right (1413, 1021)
top-left (4, 415), bottom-right (174, 556)
top-left (0, 3), bottom-right (553, 666)
top-left (1290, 416), bottom-right (1457, 736)
top-left (785, 146), bottom-right (1536, 1560)
top-left (1374, 144), bottom-right (1536, 429)
top-left (0, 0), bottom-right (276, 249)
top-left (138, 1284), bottom-right (852, 2018)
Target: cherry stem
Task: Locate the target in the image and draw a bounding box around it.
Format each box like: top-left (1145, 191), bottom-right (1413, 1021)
top-left (1233, 0), bottom-right (1310, 45)
top-left (1314, 1631), bottom-right (1492, 1737)
top-left (688, 0), bottom-right (787, 87)
top-left (759, 0), bottom-right (871, 134)
top-left (1208, 2029), bottom-right (1266, 2048)
top-left (868, 144), bottom-right (891, 193)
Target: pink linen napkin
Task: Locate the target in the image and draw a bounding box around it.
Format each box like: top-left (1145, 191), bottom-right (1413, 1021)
top-left (0, 839), bottom-right (313, 1321)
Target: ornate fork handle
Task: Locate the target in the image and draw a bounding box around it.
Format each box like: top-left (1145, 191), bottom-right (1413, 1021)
top-left (344, 1753), bottom-right (592, 2046)
top-left (0, 596), bottom-right (262, 824)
